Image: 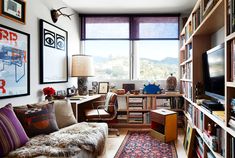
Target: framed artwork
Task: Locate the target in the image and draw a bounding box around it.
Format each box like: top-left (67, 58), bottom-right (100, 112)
top-left (39, 19), bottom-right (68, 84)
top-left (183, 123), bottom-right (195, 157)
top-left (98, 82), bottom-right (109, 94)
top-left (0, 0), bottom-right (26, 24)
top-left (0, 24), bottom-right (30, 99)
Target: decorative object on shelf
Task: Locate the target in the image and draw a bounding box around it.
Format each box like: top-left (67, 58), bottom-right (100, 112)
top-left (0, 0), bottom-right (26, 24)
top-left (43, 87), bottom-right (55, 101)
top-left (166, 73), bottom-right (177, 91)
top-left (143, 83), bottom-right (162, 94)
top-left (71, 55), bottom-right (94, 95)
top-left (92, 81), bottom-right (98, 94)
top-left (0, 24), bottom-right (30, 99)
top-left (51, 7), bottom-right (74, 23)
top-left (122, 84), bottom-right (135, 94)
top-left (88, 90), bottom-right (93, 96)
top-left (39, 19), bottom-right (68, 84)
top-left (131, 90), bottom-right (140, 95)
top-left (98, 82), bottom-right (109, 94)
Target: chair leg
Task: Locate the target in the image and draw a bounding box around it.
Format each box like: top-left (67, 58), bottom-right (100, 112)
top-left (108, 128), bottom-right (120, 136)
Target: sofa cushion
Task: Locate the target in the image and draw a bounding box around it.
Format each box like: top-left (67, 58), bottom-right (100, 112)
top-left (0, 104), bottom-right (29, 157)
top-left (53, 99), bottom-right (77, 128)
top-left (14, 102), bottom-right (59, 137)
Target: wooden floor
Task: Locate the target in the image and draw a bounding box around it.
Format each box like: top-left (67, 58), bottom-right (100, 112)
top-left (99, 128), bottom-right (187, 158)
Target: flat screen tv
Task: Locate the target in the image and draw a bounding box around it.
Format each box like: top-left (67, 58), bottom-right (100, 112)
top-left (202, 43), bottom-right (225, 101)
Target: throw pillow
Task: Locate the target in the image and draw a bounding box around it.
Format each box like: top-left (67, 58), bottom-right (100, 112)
top-left (14, 102), bottom-right (59, 137)
top-left (53, 99), bottom-right (77, 129)
top-left (0, 104), bottom-right (29, 157)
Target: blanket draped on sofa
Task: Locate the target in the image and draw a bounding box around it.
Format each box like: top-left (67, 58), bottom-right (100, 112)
top-left (7, 122), bottom-right (108, 158)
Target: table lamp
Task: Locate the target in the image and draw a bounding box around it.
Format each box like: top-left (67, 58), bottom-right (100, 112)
top-left (71, 54), bottom-right (94, 95)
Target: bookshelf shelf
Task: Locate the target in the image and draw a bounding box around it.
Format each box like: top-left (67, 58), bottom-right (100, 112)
top-left (226, 81), bottom-right (235, 88)
top-left (225, 32), bottom-right (235, 41)
top-left (194, 0), bottom-right (224, 36)
top-left (180, 79), bottom-right (192, 82)
top-left (180, 58), bottom-right (192, 66)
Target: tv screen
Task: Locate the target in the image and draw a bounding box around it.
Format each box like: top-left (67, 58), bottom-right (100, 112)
top-left (202, 43), bottom-right (225, 101)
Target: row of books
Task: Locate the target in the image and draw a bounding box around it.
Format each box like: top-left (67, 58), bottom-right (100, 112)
top-left (185, 21), bottom-right (193, 41)
top-left (227, 0), bottom-right (235, 34)
top-left (203, 125), bottom-right (225, 156)
top-left (186, 104), bottom-right (204, 131)
top-left (181, 62), bottom-right (192, 80)
top-left (195, 135), bottom-right (204, 158)
top-left (182, 82), bottom-right (192, 100)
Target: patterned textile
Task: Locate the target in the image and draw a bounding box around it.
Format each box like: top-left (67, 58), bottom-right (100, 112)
top-left (7, 122), bottom-right (108, 158)
top-left (115, 130), bottom-right (178, 158)
top-left (14, 102), bottom-right (59, 137)
top-left (0, 104), bottom-right (29, 157)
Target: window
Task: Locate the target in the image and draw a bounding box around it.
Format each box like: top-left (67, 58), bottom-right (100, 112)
top-left (85, 40), bottom-right (130, 79)
top-left (135, 40), bottom-right (179, 80)
top-left (81, 15), bottom-right (179, 80)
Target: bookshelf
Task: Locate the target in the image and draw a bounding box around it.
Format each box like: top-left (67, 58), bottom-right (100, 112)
top-left (179, 0), bottom-right (235, 157)
top-left (115, 94), bottom-right (183, 127)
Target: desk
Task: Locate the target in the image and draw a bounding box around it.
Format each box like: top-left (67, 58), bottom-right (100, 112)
top-left (70, 95), bottom-right (102, 122)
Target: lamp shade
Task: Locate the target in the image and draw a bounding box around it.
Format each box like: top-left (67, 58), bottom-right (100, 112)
top-left (71, 55), bottom-right (94, 77)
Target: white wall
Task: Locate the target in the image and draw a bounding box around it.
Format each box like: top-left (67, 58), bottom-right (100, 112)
top-left (0, 0), bottom-right (80, 107)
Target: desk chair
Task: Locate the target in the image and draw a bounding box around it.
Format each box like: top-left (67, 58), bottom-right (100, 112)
top-left (85, 92), bottom-right (120, 136)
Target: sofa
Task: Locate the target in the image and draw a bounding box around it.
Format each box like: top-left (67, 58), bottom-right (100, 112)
top-left (0, 100), bottom-right (108, 158)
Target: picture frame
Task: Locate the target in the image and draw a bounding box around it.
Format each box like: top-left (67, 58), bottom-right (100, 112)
top-left (183, 123), bottom-right (195, 157)
top-left (122, 83), bottom-right (135, 93)
top-left (0, 24), bottom-right (30, 99)
top-left (39, 19), bottom-right (68, 84)
top-left (98, 82), bottom-right (109, 94)
top-left (0, 0), bottom-right (26, 24)
top-left (67, 86), bottom-right (77, 97)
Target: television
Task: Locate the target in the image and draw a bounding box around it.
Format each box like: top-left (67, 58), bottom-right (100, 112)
top-left (202, 43), bottom-right (225, 102)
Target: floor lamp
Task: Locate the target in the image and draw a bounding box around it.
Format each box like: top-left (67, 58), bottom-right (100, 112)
top-left (71, 54), bottom-right (94, 95)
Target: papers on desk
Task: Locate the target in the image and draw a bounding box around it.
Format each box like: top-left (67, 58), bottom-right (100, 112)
top-left (69, 96), bottom-right (86, 100)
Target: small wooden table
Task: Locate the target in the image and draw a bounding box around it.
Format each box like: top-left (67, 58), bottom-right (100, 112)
top-left (150, 109), bottom-right (177, 142)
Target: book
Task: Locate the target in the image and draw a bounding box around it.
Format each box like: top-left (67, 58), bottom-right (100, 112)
top-left (212, 111), bottom-right (225, 122)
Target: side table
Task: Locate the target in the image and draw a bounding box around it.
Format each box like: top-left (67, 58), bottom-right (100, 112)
top-left (150, 109), bottom-right (177, 142)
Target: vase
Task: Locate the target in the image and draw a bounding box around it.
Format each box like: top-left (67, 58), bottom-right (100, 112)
top-left (45, 95), bottom-right (53, 101)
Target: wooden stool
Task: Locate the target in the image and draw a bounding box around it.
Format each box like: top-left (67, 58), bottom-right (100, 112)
top-left (150, 109), bottom-right (177, 142)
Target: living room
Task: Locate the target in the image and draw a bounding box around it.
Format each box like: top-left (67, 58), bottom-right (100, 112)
top-left (0, 0), bottom-right (234, 157)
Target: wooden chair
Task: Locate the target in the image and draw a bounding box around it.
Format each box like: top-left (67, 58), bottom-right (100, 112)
top-left (85, 92), bottom-right (120, 136)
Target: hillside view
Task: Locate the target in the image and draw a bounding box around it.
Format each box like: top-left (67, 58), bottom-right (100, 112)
top-left (93, 56), bottom-right (178, 80)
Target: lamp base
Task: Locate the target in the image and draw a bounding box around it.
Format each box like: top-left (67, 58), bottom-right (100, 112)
top-left (77, 77), bottom-right (88, 95)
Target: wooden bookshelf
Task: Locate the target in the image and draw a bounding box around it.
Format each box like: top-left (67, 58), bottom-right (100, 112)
top-left (179, 0), bottom-right (235, 157)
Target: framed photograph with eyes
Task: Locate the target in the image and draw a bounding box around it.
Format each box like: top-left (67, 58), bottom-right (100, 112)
top-left (39, 19), bottom-right (68, 84)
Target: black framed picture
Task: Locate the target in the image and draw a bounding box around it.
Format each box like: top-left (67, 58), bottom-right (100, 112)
top-left (98, 82), bottom-right (109, 94)
top-left (0, 0), bottom-right (26, 24)
top-left (0, 24), bottom-right (30, 99)
top-left (39, 19), bottom-right (68, 84)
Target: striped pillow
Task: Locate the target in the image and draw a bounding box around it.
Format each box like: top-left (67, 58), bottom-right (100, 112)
top-left (0, 104), bottom-right (29, 157)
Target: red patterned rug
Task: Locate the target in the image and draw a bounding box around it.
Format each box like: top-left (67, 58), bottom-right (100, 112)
top-left (114, 130), bottom-right (178, 158)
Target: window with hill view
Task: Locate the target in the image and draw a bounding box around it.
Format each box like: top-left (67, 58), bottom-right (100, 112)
top-left (81, 15), bottom-right (179, 80)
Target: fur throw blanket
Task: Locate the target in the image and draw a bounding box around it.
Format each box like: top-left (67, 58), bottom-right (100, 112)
top-left (7, 122), bottom-right (108, 158)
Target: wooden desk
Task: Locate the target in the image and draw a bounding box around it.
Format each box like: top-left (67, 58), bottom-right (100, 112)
top-left (70, 95), bottom-right (102, 122)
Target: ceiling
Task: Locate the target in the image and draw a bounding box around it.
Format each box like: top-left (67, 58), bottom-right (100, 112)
top-left (62, 0), bottom-right (197, 14)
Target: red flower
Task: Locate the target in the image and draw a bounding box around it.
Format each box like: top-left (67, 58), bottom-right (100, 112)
top-left (43, 87), bottom-right (55, 96)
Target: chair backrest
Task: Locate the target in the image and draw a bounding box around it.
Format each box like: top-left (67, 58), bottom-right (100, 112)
top-left (104, 92), bottom-right (117, 114)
